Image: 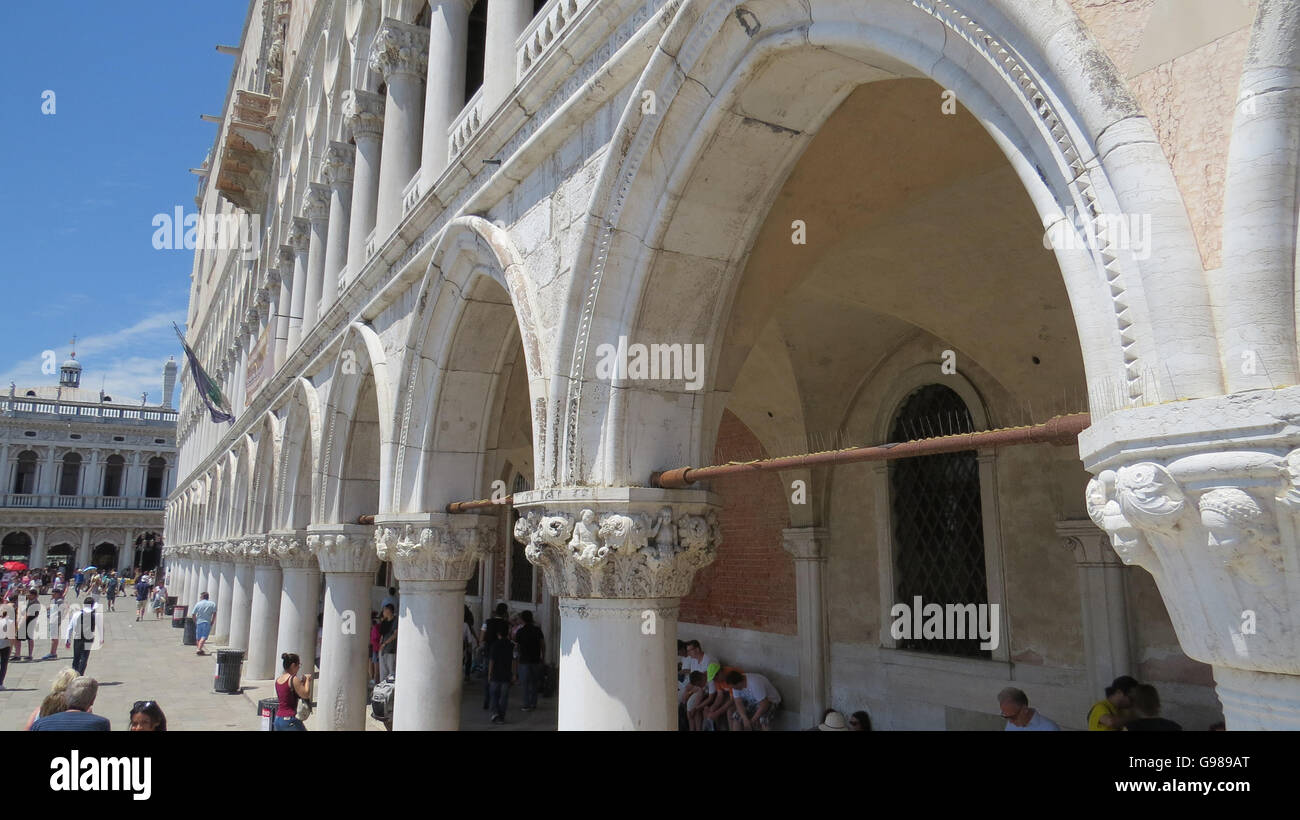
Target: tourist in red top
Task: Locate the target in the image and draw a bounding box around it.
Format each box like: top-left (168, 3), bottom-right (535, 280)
top-left (274, 652), bottom-right (311, 731)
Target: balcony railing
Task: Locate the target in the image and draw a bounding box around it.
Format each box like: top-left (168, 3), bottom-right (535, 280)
top-left (402, 170), bottom-right (423, 217)
top-left (364, 227), bottom-right (377, 261)
top-left (0, 494), bottom-right (167, 511)
top-left (517, 0), bottom-right (592, 81)
top-left (2, 397), bottom-right (177, 424)
top-left (448, 87), bottom-right (484, 163)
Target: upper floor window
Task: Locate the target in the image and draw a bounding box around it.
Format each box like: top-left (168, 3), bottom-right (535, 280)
top-left (465, 0), bottom-right (488, 104)
top-left (102, 454), bottom-right (126, 497)
top-left (59, 453), bottom-right (82, 496)
top-left (145, 456), bottom-right (168, 499)
top-left (889, 384), bottom-right (989, 659)
top-left (11, 451), bottom-right (38, 495)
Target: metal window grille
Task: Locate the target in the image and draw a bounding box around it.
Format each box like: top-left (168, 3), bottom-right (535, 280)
top-left (889, 384), bottom-right (990, 658)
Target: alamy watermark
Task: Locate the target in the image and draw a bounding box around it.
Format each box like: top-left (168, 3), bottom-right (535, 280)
top-left (594, 336), bottom-right (706, 391)
top-left (50, 752), bottom-right (151, 800)
top-left (890, 596), bottom-right (1000, 651)
top-left (1043, 206), bottom-right (1151, 261)
top-left (151, 207), bottom-right (261, 261)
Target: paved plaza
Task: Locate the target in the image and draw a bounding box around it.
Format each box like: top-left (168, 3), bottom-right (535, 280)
top-left (1, 591), bottom-right (556, 731)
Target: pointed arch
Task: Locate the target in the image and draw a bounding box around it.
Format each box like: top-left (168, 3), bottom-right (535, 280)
top-left (249, 411), bottom-right (282, 535)
top-left (392, 215), bottom-right (545, 513)
top-left (319, 323), bottom-right (395, 523)
top-left (548, 0), bottom-right (1218, 487)
top-left (276, 377), bottom-right (323, 531)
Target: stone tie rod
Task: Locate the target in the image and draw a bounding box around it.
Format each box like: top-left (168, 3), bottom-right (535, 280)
top-left (384, 413), bottom-right (1091, 520)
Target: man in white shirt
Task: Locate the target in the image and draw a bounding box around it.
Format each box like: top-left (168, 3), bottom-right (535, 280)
top-left (682, 640), bottom-right (716, 676)
top-left (725, 670), bottom-right (782, 731)
top-left (63, 597), bottom-right (100, 675)
top-left (998, 687), bottom-right (1062, 731)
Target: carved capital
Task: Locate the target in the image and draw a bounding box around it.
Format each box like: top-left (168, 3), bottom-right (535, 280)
top-left (374, 514), bottom-right (495, 582)
top-left (268, 530), bottom-right (316, 569)
top-left (512, 489), bottom-right (721, 598)
top-left (1085, 450), bottom-right (1296, 674)
top-left (244, 535), bottom-right (276, 566)
top-left (781, 527), bottom-right (828, 561)
top-left (1056, 520), bottom-right (1118, 567)
top-left (302, 183), bottom-right (331, 223)
top-left (286, 218), bottom-right (310, 252)
top-left (321, 141), bottom-right (355, 188)
top-left (368, 18), bottom-right (429, 81)
top-left (309, 525), bottom-right (378, 574)
top-left (343, 89), bottom-right (384, 141)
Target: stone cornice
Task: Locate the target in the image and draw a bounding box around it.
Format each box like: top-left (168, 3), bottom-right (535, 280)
top-left (368, 18), bottom-right (430, 81)
top-left (373, 513), bottom-right (496, 582)
top-left (781, 526), bottom-right (829, 561)
top-left (1056, 520), bottom-right (1117, 567)
top-left (512, 488), bottom-right (720, 598)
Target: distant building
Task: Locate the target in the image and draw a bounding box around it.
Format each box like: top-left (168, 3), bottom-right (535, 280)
top-left (1, 351), bottom-right (178, 573)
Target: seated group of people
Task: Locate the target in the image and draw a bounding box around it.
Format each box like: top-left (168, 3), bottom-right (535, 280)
top-left (676, 639), bottom-right (782, 731)
top-left (999, 674), bottom-right (1187, 731)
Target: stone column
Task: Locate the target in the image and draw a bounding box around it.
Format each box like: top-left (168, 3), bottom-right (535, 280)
top-left (374, 513), bottom-right (495, 730)
top-left (283, 221), bottom-right (309, 351)
top-left (1082, 387), bottom-right (1300, 730)
top-left (215, 551), bottom-right (236, 644)
top-left (482, 0), bottom-right (532, 114)
top-left (369, 18), bottom-right (428, 239)
top-left (271, 530), bottom-right (321, 671)
top-left (308, 524), bottom-right (378, 731)
top-left (513, 488), bottom-right (722, 730)
top-left (205, 550), bottom-right (221, 608)
top-left (319, 142), bottom-right (354, 308)
top-left (270, 266), bottom-right (291, 370)
top-left (300, 184), bottom-right (331, 337)
top-left (1058, 520), bottom-right (1135, 700)
top-left (783, 526), bottom-right (829, 727)
top-left (420, 0), bottom-right (472, 185)
top-left (78, 530), bottom-right (91, 574)
top-left (343, 90), bottom-right (384, 282)
top-left (247, 537), bottom-right (284, 679)
top-left (227, 540), bottom-right (256, 652)
top-left (31, 529), bottom-right (46, 571)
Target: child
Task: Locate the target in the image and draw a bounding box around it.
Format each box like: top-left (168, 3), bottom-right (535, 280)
top-left (151, 585), bottom-right (166, 619)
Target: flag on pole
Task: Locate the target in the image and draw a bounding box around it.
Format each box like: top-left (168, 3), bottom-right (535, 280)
top-left (173, 323), bottom-right (234, 423)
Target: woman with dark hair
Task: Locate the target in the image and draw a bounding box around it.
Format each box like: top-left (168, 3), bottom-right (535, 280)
top-left (129, 700), bottom-right (167, 731)
top-left (274, 652), bottom-right (312, 731)
top-left (849, 710), bottom-right (871, 731)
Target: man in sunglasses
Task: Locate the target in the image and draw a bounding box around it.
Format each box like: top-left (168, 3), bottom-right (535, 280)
top-left (998, 687), bottom-right (1061, 731)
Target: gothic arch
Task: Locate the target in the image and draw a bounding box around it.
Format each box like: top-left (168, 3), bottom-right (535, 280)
top-left (230, 434), bottom-right (256, 537)
top-left (392, 215), bottom-right (545, 513)
top-left (319, 323), bottom-right (394, 523)
top-left (550, 0), bottom-right (1217, 487)
top-left (276, 377), bottom-right (323, 531)
top-left (249, 411), bottom-right (282, 535)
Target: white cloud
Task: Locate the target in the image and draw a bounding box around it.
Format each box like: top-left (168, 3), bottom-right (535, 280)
top-left (0, 310), bottom-right (186, 404)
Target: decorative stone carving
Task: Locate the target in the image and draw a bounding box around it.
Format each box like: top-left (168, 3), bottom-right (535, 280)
top-left (302, 183), bottom-right (331, 223)
top-left (343, 89), bottom-right (384, 141)
top-left (321, 141), bottom-right (355, 188)
top-left (268, 531), bottom-right (316, 569)
top-left (374, 518), bottom-right (495, 582)
top-left (246, 535), bottom-right (276, 566)
top-left (514, 500), bottom-right (721, 598)
top-left (308, 528), bottom-right (378, 574)
top-left (368, 18), bottom-right (429, 81)
top-left (286, 219), bottom-right (309, 252)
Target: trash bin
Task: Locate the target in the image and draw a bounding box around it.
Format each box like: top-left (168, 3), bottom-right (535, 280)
top-left (172, 604), bottom-right (188, 628)
top-left (258, 697), bottom-right (279, 731)
top-left (182, 617), bottom-right (197, 646)
top-left (164, 596), bottom-right (177, 616)
top-left (214, 648), bottom-right (245, 693)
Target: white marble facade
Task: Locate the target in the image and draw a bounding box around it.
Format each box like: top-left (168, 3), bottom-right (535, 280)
top-left (169, 0), bottom-right (1300, 730)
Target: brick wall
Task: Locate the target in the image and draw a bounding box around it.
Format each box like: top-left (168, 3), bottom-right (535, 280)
top-left (680, 410), bottom-right (797, 635)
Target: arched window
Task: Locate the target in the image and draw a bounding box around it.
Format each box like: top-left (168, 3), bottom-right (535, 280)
top-left (888, 384), bottom-right (989, 659)
top-left (465, 0), bottom-right (488, 104)
top-left (102, 454), bottom-right (126, 497)
top-left (59, 453), bottom-right (82, 496)
top-left (12, 451), bottom-right (38, 494)
top-left (1, 531), bottom-right (32, 562)
top-left (145, 457), bottom-right (167, 498)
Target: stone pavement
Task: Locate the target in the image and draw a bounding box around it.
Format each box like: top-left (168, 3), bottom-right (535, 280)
top-left (0, 591), bottom-right (557, 731)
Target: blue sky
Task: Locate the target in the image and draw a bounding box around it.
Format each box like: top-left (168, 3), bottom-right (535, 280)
top-left (0, 1), bottom-right (247, 405)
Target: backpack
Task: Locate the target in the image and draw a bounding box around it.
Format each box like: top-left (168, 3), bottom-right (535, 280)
top-left (371, 676), bottom-right (396, 721)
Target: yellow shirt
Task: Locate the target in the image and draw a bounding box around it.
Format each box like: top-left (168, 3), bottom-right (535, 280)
top-left (1088, 699), bottom-right (1120, 731)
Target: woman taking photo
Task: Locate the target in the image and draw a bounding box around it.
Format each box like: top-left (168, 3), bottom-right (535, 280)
top-left (274, 652), bottom-right (312, 731)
